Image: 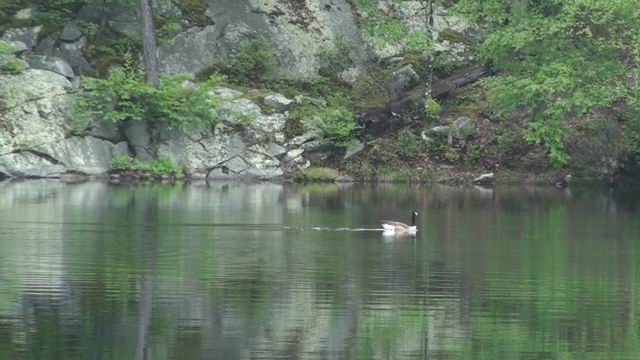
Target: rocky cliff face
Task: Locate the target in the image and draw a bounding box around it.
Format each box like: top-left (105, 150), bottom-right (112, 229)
top-left (0, 69), bottom-right (310, 180)
top-left (159, 0), bottom-right (370, 79)
top-left (0, 0), bottom-right (476, 181)
top-left (0, 69), bottom-right (129, 178)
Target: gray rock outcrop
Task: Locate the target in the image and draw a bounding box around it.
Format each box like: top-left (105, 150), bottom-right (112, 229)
top-left (384, 65), bottom-right (420, 102)
top-left (452, 116), bottom-right (475, 139)
top-left (426, 117), bottom-right (476, 141)
top-left (158, 23), bottom-right (257, 76)
top-left (264, 93), bottom-right (294, 112)
top-left (159, 0), bottom-right (368, 79)
top-left (1, 26), bottom-right (41, 50)
top-left (210, 86), bottom-right (243, 100)
top-left (344, 141), bottom-right (364, 160)
top-left (0, 69), bottom-right (130, 178)
top-left (53, 36), bottom-right (91, 74)
top-left (24, 55), bottom-right (75, 79)
top-left (60, 23), bottom-right (84, 42)
top-left (36, 137), bottom-right (129, 175)
top-left (155, 95), bottom-right (305, 181)
top-left (363, 2), bottom-right (474, 65)
top-left (0, 69), bottom-right (71, 155)
top-left (0, 152), bottom-right (65, 178)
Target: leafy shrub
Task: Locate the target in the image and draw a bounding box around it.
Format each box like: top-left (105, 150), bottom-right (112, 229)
top-left (405, 31), bottom-right (432, 55)
top-left (523, 120), bottom-right (567, 165)
top-left (173, 0), bottom-right (210, 27)
top-left (148, 156), bottom-right (182, 177)
top-left (74, 67), bottom-right (224, 132)
top-left (234, 37), bottom-right (274, 79)
top-left (155, 16), bottom-right (182, 42)
top-left (465, 144), bottom-right (483, 164)
top-left (453, 1), bottom-right (638, 165)
top-left (397, 130), bottom-right (425, 162)
top-left (355, 0), bottom-right (376, 13)
top-left (293, 167), bottom-right (339, 182)
top-left (84, 38), bottom-right (142, 77)
top-left (490, 127), bottom-right (522, 164)
top-left (366, 17), bottom-right (405, 49)
top-left (290, 94), bottom-right (360, 147)
top-left (31, 0), bottom-right (93, 38)
top-left (111, 155), bottom-right (142, 171)
top-left (316, 35), bottom-right (353, 76)
top-left (266, 76), bottom-right (339, 99)
top-left (623, 111), bottom-right (640, 157)
top-left (110, 155), bottom-right (182, 178)
top-left (196, 38), bottom-right (274, 84)
top-left (0, 40), bottom-right (14, 55)
top-left (0, 56), bottom-right (26, 75)
top-left (351, 64), bottom-right (389, 109)
top-left (424, 98), bottom-right (441, 120)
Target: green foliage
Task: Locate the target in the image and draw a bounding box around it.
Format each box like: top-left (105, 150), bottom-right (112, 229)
top-left (290, 94), bottom-right (360, 147)
top-left (155, 15), bottom-right (182, 42)
top-left (111, 155), bottom-right (142, 171)
top-left (0, 1), bottom-right (31, 34)
top-left (85, 36), bottom-right (142, 74)
top-left (198, 38), bottom-right (274, 85)
top-left (30, 0), bottom-right (96, 38)
top-left (465, 143), bottom-right (483, 164)
top-left (76, 20), bottom-right (98, 37)
top-left (405, 31), bottom-right (432, 55)
top-left (172, 0), bottom-right (210, 27)
top-left (355, 0), bottom-right (376, 13)
top-left (354, 0), bottom-right (437, 61)
top-left (266, 76), bottom-right (340, 99)
top-left (228, 38), bottom-right (274, 83)
top-left (523, 120), bottom-right (568, 166)
top-left (293, 167), bottom-right (340, 182)
top-left (623, 112), bottom-right (640, 157)
top-left (366, 16), bottom-right (406, 50)
top-left (316, 35), bottom-right (353, 76)
top-left (489, 126), bottom-right (523, 164)
top-left (110, 155), bottom-right (182, 178)
top-left (424, 98), bottom-right (441, 120)
top-left (397, 130), bottom-right (424, 162)
top-left (622, 83), bottom-right (640, 156)
top-left (454, 0), bottom-right (640, 164)
top-left (0, 57), bottom-right (26, 75)
top-left (0, 41), bottom-right (14, 55)
top-left (0, 40), bottom-right (24, 75)
top-left (351, 63), bottom-right (392, 109)
top-left (154, 74), bottom-right (224, 131)
top-left (74, 64), bottom-right (224, 132)
top-left (155, 0), bottom-right (211, 42)
top-left (148, 156), bottom-right (182, 177)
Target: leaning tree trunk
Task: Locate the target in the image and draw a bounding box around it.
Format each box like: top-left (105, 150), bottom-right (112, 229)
top-left (140, 0), bottom-right (159, 87)
top-left (424, 0), bottom-right (435, 100)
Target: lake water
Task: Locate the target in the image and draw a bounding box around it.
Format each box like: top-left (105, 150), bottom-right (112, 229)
top-left (0, 180), bottom-right (639, 360)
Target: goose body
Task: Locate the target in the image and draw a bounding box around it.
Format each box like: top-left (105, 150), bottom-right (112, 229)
top-left (381, 211), bottom-right (418, 233)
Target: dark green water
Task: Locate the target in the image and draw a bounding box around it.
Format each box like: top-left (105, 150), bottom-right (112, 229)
top-left (1, 181), bottom-right (639, 360)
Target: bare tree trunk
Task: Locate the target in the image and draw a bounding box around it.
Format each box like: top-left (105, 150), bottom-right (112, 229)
top-left (140, 0), bottom-right (159, 87)
top-left (424, 0), bottom-right (435, 100)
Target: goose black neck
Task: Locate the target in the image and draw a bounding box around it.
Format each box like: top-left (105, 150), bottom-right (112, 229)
top-left (411, 212), bottom-right (416, 226)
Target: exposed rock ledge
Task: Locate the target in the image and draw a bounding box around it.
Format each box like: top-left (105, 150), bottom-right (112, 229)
top-left (0, 69), bottom-right (311, 181)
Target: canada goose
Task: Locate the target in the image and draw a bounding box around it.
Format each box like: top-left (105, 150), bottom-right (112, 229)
top-left (381, 211), bottom-right (418, 233)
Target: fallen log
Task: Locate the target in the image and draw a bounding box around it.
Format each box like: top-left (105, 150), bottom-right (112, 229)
top-left (361, 63), bottom-right (491, 126)
top-left (431, 64), bottom-right (491, 98)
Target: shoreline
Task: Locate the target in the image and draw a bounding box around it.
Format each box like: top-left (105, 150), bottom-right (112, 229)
top-left (0, 168), bottom-right (623, 188)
